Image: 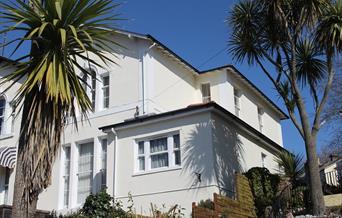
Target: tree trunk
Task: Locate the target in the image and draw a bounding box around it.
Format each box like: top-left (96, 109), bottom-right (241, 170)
top-left (11, 148), bottom-right (37, 218)
top-left (11, 97), bottom-right (38, 218)
top-left (305, 135), bottom-right (325, 215)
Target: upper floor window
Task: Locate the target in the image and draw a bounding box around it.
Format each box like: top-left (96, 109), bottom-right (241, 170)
top-left (0, 97), bottom-right (5, 135)
top-left (136, 133), bottom-right (181, 173)
top-left (234, 88), bottom-right (240, 117)
top-left (81, 69), bottom-right (96, 111)
top-left (258, 107), bottom-right (264, 132)
top-left (201, 83), bottom-right (211, 103)
top-left (102, 75), bottom-right (109, 109)
top-left (261, 153), bottom-right (267, 168)
top-left (81, 69), bottom-right (110, 112)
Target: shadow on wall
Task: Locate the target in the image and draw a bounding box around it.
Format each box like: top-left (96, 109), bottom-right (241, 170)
top-left (182, 119), bottom-right (244, 198)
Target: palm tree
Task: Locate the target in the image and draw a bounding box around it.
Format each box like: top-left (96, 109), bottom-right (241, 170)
top-left (275, 151), bottom-right (304, 186)
top-left (228, 0), bottom-right (342, 215)
top-left (0, 0), bottom-right (120, 217)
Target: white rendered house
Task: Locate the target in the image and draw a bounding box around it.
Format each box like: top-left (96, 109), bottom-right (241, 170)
top-left (0, 30), bottom-right (289, 216)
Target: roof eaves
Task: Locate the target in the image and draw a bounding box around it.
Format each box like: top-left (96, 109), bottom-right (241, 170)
top-left (146, 35), bottom-right (200, 75)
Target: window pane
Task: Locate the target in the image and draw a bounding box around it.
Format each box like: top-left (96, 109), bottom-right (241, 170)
top-left (173, 134), bottom-right (180, 149)
top-left (151, 153), bottom-right (169, 169)
top-left (63, 147), bottom-right (71, 207)
top-left (138, 141), bottom-right (144, 154)
top-left (78, 142), bottom-right (93, 204)
top-left (138, 157), bottom-right (145, 171)
top-left (175, 150), bottom-right (181, 166)
top-left (101, 139), bottom-right (107, 169)
top-left (103, 76), bottom-right (109, 86)
top-left (201, 83), bottom-right (211, 103)
top-left (101, 139), bottom-right (107, 189)
top-left (102, 75), bottom-right (109, 109)
top-left (150, 138), bottom-right (167, 153)
top-left (91, 71), bottom-right (96, 110)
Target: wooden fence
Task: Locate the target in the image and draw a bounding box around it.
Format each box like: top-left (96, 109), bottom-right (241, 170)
top-left (192, 174), bottom-right (256, 218)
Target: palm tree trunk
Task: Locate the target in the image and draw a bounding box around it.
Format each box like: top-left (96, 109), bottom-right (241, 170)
top-left (305, 135), bottom-right (325, 215)
top-left (12, 97), bottom-right (38, 218)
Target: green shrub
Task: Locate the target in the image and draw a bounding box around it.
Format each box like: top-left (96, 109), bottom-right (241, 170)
top-left (80, 189), bottom-right (113, 218)
top-left (244, 167), bottom-right (280, 217)
top-left (197, 199), bottom-right (214, 210)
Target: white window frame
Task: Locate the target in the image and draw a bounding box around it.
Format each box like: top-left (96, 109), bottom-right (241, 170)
top-left (201, 83), bottom-right (211, 103)
top-left (62, 146), bottom-right (71, 208)
top-left (77, 140), bottom-right (94, 204)
top-left (81, 66), bottom-right (98, 112)
top-left (258, 107), bottom-right (264, 132)
top-left (101, 74), bottom-right (110, 109)
top-left (100, 138), bottom-right (107, 190)
top-left (234, 88), bottom-right (241, 117)
top-left (134, 132), bottom-right (181, 174)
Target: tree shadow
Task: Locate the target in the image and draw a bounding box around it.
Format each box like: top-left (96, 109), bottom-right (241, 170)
top-left (182, 118), bottom-right (244, 198)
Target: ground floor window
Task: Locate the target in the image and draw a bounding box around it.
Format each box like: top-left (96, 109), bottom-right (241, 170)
top-left (100, 138), bottom-right (107, 190)
top-left (77, 142), bottom-right (94, 204)
top-left (63, 146), bottom-right (71, 208)
top-left (136, 133), bottom-right (181, 172)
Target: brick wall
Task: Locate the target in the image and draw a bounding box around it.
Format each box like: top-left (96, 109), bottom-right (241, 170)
top-left (192, 173), bottom-right (257, 218)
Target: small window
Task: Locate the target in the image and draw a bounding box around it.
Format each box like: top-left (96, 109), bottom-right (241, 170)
top-left (201, 83), bottom-right (211, 103)
top-left (0, 97), bottom-right (6, 135)
top-left (90, 70), bottom-right (96, 110)
top-left (150, 138), bottom-right (168, 169)
top-left (4, 168), bottom-right (10, 205)
top-left (102, 75), bottom-right (109, 109)
top-left (137, 141), bottom-right (145, 171)
top-left (136, 133), bottom-right (181, 172)
top-left (81, 69), bottom-right (97, 111)
top-left (173, 134), bottom-right (181, 166)
top-left (234, 88), bottom-right (240, 117)
top-left (258, 107), bottom-right (264, 132)
top-left (261, 153), bottom-right (267, 168)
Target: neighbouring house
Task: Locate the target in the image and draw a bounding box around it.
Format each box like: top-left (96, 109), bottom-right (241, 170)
top-left (320, 155), bottom-right (342, 187)
top-left (0, 30), bottom-right (289, 216)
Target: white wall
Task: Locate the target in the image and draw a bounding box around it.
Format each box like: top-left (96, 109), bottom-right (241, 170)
top-left (148, 48), bottom-right (197, 112)
top-left (210, 113), bottom-right (280, 176)
top-left (113, 112), bottom-right (218, 216)
top-left (226, 69), bottom-right (283, 146)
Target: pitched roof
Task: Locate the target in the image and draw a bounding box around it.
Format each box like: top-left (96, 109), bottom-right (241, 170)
top-left (115, 29), bottom-right (288, 120)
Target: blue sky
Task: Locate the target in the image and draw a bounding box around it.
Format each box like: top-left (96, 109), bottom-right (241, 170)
top-left (0, 0), bottom-right (332, 156)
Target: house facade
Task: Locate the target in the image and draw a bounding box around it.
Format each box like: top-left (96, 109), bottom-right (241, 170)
top-left (0, 30), bottom-right (288, 216)
top-left (320, 155), bottom-right (342, 187)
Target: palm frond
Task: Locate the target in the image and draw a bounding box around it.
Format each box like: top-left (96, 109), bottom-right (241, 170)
top-left (0, 0), bottom-right (121, 205)
top-left (295, 38), bottom-right (326, 92)
top-left (275, 151), bottom-right (305, 183)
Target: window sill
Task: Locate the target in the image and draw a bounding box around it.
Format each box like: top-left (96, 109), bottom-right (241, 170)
top-left (0, 134), bottom-right (14, 140)
top-left (132, 166), bottom-right (182, 177)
